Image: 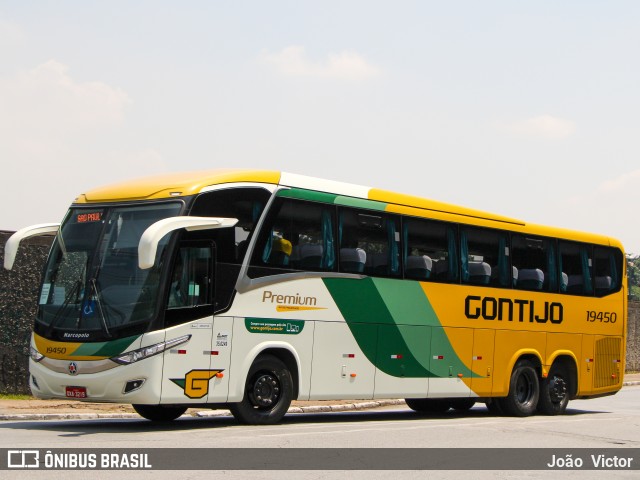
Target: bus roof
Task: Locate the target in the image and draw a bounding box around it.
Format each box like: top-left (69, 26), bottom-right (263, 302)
top-left (74, 168), bottom-right (622, 249)
top-left (76, 169), bottom-right (281, 203)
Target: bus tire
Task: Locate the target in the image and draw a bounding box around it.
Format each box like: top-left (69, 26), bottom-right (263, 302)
top-left (132, 404), bottom-right (187, 422)
top-left (230, 354), bottom-right (293, 425)
top-left (500, 360), bottom-right (539, 417)
top-left (448, 398), bottom-right (475, 412)
top-left (405, 398), bottom-right (450, 413)
top-left (537, 363), bottom-right (570, 415)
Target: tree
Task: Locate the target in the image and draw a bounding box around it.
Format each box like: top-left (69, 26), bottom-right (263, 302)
top-left (628, 254), bottom-right (640, 300)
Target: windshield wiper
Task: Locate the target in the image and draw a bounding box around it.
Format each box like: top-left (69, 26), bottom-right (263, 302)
top-left (46, 279), bottom-right (82, 336)
top-left (90, 278), bottom-right (112, 338)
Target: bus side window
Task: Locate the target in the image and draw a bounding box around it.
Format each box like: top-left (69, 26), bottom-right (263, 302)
top-left (559, 241), bottom-right (593, 296)
top-left (338, 207), bottom-right (400, 278)
top-left (511, 235), bottom-right (558, 292)
top-left (167, 245), bottom-right (213, 309)
top-left (460, 226), bottom-right (510, 288)
top-left (403, 217), bottom-right (457, 283)
top-left (190, 187), bottom-right (270, 265)
top-left (594, 247), bottom-right (622, 297)
top-left (248, 198), bottom-right (337, 278)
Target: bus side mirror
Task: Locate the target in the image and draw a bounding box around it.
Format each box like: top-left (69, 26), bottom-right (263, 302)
top-left (138, 216), bottom-right (237, 269)
top-left (3, 223), bottom-right (60, 270)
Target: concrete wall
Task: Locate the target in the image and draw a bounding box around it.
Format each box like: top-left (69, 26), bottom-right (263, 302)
top-left (627, 300), bottom-right (640, 372)
top-left (0, 231), bottom-right (53, 394)
top-left (0, 232), bottom-right (639, 395)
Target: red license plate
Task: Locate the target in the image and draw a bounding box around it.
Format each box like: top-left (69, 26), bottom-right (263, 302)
top-left (65, 386), bottom-right (87, 399)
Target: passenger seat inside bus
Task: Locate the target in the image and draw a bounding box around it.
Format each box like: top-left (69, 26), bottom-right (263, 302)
top-left (340, 248), bottom-right (366, 273)
top-left (518, 268), bottom-right (544, 290)
top-left (405, 255), bottom-right (432, 280)
top-left (595, 275), bottom-right (612, 295)
top-left (490, 265), bottom-right (519, 287)
top-left (567, 274), bottom-right (585, 294)
top-left (297, 244), bottom-right (324, 269)
top-left (560, 272), bottom-right (568, 292)
top-left (468, 261), bottom-right (491, 285)
top-left (366, 252), bottom-right (389, 275)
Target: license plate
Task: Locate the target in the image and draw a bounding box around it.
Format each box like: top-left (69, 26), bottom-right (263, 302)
top-left (65, 386), bottom-right (87, 399)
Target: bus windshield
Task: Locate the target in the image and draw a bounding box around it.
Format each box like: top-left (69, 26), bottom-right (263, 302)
top-left (36, 202), bottom-right (182, 341)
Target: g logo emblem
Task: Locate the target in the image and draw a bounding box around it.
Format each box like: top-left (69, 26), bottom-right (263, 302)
top-left (68, 362), bottom-right (78, 376)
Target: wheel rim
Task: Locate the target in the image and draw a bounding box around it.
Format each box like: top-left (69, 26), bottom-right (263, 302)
top-left (548, 375), bottom-right (568, 404)
top-left (249, 373), bottom-right (281, 409)
top-left (515, 370), bottom-right (536, 406)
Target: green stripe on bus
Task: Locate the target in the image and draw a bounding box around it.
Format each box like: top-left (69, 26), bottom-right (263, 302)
top-left (430, 327), bottom-right (476, 378)
top-left (322, 277), bottom-right (477, 378)
top-left (72, 335), bottom-right (140, 357)
top-left (322, 277), bottom-right (433, 377)
top-left (276, 188), bottom-right (387, 211)
top-left (371, 278), bottom-right (440, 327)
top-left (277, 189), bottom-right (338, 203)
top-left (334, 196), bottom-right (387, 211)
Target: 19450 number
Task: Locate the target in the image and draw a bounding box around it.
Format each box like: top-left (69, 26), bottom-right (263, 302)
top-left (45, 347), bottom-right (67, 354)
top-left (586, 311), bottom-right (617, 323)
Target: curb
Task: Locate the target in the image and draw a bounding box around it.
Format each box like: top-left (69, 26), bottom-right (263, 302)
top-left (0, 385), bottom-right (637, 422)
top-left (195, 398), bottom-right (406, 418)
top-left (0, 399), bottom-right (406, 422)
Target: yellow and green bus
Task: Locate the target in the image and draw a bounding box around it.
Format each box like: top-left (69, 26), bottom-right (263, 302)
top-left (4, 169), bottom-right (626, 423)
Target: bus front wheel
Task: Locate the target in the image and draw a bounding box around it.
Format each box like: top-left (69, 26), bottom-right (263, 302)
top-left (230, 354), bottom-right (293, 425)
top-left (500, 360), bottom-right (539, 417)
top-left (132, 404), bottom-right (187, 422)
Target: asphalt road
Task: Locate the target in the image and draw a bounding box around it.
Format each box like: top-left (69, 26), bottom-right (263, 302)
top-left (1, 385), bottom-right (639, 480)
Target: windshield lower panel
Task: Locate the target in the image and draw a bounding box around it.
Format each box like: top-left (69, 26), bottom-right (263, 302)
top-left (35, 202), bottom-right (183, 342)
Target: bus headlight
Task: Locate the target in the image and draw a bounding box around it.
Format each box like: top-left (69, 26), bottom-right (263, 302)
top-left (110, 335), bottom-right (191, 365)
top-left (30, 346), bottom-right (44, 362)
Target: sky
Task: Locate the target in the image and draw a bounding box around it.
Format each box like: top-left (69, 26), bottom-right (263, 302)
top-left (1, 1), bottom-right (639, 254)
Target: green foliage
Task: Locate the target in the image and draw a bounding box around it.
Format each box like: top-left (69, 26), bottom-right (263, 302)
top-left (0, 393), bottom-right (33, 400)
top-left (628, 254), bottom-right (640, 301)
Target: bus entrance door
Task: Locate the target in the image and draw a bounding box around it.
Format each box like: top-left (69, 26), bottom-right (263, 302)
top-left (159, 243), bottom-right (218, 404)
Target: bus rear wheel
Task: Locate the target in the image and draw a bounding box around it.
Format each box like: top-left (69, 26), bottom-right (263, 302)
top-left (500, 360), bottom-right (539, 417)
top-left (537, 363), bottom-right (570, 415)
top-left (132, 404), bottom-right (187, 422)
top-left (405, 398), bottom-right (450, 413)
top-left (230, 354), bottom-right (293, 425)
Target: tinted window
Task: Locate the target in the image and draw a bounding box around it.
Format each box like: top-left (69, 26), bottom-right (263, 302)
top-left (190, 187), bottom-right (270, 264)
top-left (559, 241), bottom-right (593, 295)
top-left (461, 226), bottom-right (511, 288)
top-left (338, 208), bottom-right (400, 277)
top-left (167, 245), bottom-right (213, 309)
top-left (593, 247), bottom-right (623, 297)
top-left (249, 198), bottom-right (337, 278)
top-left (511, 235), bottom-right (558, 292)
top-left (403, 217), bottom-right (458, 282)
top-left (190, 187), bottom-right (271, 310)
